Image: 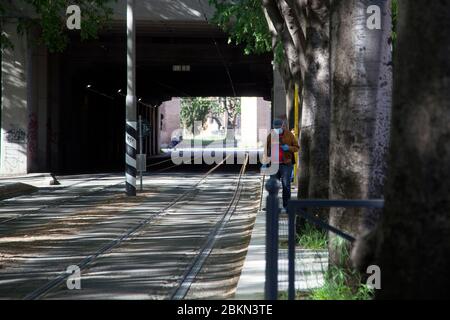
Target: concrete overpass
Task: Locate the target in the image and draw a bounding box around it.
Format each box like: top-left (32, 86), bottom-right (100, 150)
top-left (1, 0), bottom-right (286, 175)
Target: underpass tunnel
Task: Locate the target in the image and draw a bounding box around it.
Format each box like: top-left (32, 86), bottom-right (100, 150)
top-left (46, 22), bottom-right (273, 174)
top-left (1, 19), bottom-right (278, 175)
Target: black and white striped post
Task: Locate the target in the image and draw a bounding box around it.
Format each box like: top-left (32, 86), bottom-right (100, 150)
top-left (125, 0), bottom-right (137, 196)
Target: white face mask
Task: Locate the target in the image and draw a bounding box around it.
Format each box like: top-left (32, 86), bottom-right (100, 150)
top-left (275, 128), bottom-right (283, 135)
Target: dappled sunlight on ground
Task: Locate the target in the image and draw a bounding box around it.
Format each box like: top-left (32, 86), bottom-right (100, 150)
top-left (0, 171), bottom-right (262, 300)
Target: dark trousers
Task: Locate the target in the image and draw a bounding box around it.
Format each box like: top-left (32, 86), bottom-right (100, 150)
top-left (272, 164), bottom-right (293, 209)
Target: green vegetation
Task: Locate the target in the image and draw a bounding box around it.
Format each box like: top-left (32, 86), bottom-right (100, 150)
top-left (279, 271), bottom-right (373, 301)
top-left (210, 97), bottom-right (241, 129)
top-left (278, 269), bottom-right (373, 301)
top-left (392, 0), bottom-right (398, 51)
top-left (280, 222), bottom-right (328, 250)
top-left (310, 266), bottom-right (374, 300)
top-left (180, 97), bottom-right (218, 133)
top-left (209, 0), bottom-right (271, 56)
top-left (310, 238), bottom-right (374, 300)
top-left (180, 97), bottom-right (241, 136)
top-left (281, 234), bottom-right (374, 300)
top-left (1, 0), bottom-right (115, 52)
top-left (209, 0), bottom-right (284, 66)
top-left (297, 223), bottom-right (328, 250)
top-left (278, 291), bottom-right (310, 300)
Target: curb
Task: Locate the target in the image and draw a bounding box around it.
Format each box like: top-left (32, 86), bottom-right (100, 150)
top-left (0, 183), bottom-right (38, 201)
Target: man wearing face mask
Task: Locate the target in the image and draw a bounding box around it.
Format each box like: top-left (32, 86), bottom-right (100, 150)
top-left (265, 119), bottom-right (299, 213)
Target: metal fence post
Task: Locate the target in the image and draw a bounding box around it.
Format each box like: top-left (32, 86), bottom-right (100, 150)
top-left (265, 176), bottom-right (279, 300)
top-left (288, 203), bottom-right (296, 300)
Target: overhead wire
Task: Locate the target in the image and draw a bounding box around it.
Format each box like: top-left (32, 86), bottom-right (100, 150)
top-left (197, 0), bottom-right (237, 98)
top-left (86, 1), bottom-right (240, 102)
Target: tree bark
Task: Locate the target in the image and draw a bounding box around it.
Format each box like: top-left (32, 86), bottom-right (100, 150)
top-left (285, 80), bottom-right (295, 130)
top-left (262, 0), bottom-right (303, 84)
top-left (328, 0), bottom-right (392, 270)
top-left (298, 0), bottom-right (331, 218)
top-left (263, 0), bottom-right (306, 129)
top-left (375, 0), bottom-right (450, 299)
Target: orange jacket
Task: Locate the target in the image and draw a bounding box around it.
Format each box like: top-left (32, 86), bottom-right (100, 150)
top-left (266, 130), bottom-right (299, 165)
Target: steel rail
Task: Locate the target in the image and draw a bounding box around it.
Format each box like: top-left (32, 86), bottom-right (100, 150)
top-left (0, 155), bottom-right (211, 226)
top-left (23, 155), bottom-right (232, 300)
top-left (169, 153), bottom-right (249, 300)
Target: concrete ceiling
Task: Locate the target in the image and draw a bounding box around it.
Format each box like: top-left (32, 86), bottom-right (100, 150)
top-left (61, 20), bottom-right (273, 102)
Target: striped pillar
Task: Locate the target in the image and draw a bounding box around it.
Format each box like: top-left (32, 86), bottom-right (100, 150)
top-left (126, 0), bottom-right (137, 196)
top-left (125, 119), bottom-right (137, 196)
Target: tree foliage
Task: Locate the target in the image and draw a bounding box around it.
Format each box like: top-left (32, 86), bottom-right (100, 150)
top-left (392, 0), bottom-right (398, 50)
top-left (180, 97), bottom-right (219, 132)
top-left (211, 97), bottom-right (241, 128)
top-left (210, 0), bottom-right (305, 114)
top-left (0, 0), bottom-right (116, 52)
top-left (209, 0), bottom-right (272, 56)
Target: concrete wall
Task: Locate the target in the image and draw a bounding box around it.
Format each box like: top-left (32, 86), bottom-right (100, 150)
top-left (1, 23), bottom-right (50, 175)
top-left (28, 29), bottom-right (48, 172)
top-left (240, 97), bottom-right (271, 148)
top-left (273, 65), bottom-right (286, 122)
top-left (10, 0), bottom-right (215, 22)
top-left (1, 22), bottom-right (29, 175)
top-left (240, 97), bottom-right (258, 147)
top-left (0, 1), bottom-right (275, 173)
top-left (111, 0), bottom-right (215, 21)
top-left (257, 98), bottom-right (271, 144)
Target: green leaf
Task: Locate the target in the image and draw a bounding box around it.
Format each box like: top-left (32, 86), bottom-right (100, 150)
top-left (209, 0), bottom-right (272, 56)
top-left (1, 0), bottom-right (116, 52)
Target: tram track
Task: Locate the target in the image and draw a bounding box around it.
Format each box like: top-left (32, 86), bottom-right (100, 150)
top-left (169, 153), bottom-right (249, 300)
top-left (22, 154), bottom-right (244, 300)
top-left (0, 155), bottom-right (205, 226)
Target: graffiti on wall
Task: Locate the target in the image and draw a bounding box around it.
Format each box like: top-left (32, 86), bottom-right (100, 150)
top-left (3, 145), bottom-right (26, 172)
top-left (2, 127), bottom-right (27, 173)
top-left (5, 128), bottom-right (27, 144)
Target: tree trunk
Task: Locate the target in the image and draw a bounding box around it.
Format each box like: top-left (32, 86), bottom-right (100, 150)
top-left (328, 0), bottom-right (392, 270)
top-left (375, 1), bottom-right (450, 299)
top-left (262, 0), bottom-right (305, 130)
top-left (298, 0), bottom-right (331, 218)
top-left (285, 79), bottom-right (295, 129)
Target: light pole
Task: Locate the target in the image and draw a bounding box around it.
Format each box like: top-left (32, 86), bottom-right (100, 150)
top-left (125, 0), bottom-right (137, 196)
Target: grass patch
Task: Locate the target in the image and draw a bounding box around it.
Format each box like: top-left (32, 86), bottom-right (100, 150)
top-left (297, 223), bottom-right (328, 250)
top-left (310, 238), bottom-right (374, 300)
top-left (278, 225), bottom-right (373, 300)
top-left (279, 222), bottom-right (328, 250)
top-left (309, 266), bottom-right (374, 300)
top-left (278, 291), bottom-right (311, 300)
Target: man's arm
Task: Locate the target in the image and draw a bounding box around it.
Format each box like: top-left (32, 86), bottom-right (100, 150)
top-left (288, 132), bottom-right (299, 153)
top-left (263, 133), bottom-right (272, 164)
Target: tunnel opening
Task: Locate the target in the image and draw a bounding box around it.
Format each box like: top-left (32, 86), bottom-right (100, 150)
top-left (46, 23), bottom-right (273, 175)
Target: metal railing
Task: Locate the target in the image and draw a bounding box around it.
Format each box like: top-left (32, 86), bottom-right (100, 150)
top-left (264, 176), bottom-right (384, 300)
